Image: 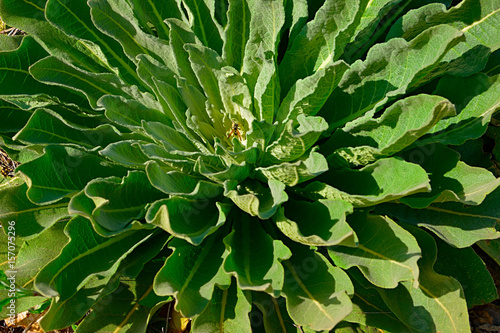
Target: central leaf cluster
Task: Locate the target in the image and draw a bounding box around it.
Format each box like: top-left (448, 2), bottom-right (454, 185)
top-left (1, 0), bottom-right (499, 331)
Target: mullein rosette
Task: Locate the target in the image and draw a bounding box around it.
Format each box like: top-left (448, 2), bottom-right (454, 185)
top-left (0, 0), bottom-right (499, 332)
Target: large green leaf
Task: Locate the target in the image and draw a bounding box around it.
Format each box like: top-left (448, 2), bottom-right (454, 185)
top-left (154, 232), bottom-right (231, 318)
top-left (255, 148), bottom-right (328, 186)
top-left (0, 0), bottom-right (112, 73)
top-left (14, 108), bottom-right (127, 148)
top-left (299, 157), bottom-right (430, 207)
top-left (165, 18), bottom-right (203, 87)
top-left (388, 0), bottom-right (498, 41)
top-left (29, 56), bottom-right (135, 109)
top-left (0, 36), bottom-right (84, 109)
top-left (18, 145), bottom-right (128, 205)
top-left (127, 0), bottom-right (180, 40)
top-left (416, 73), bottom-right (500, 147)
top-left (344, 277), bottom-right (414, 332)
top-left (0, 183), bottom-right (69, 238)
top-left (1, 218), bottom-right (69, 294)
top-left (40, 231), bottom-right (168, 331)
top-left (399, 144), bottom-right (500, 208)
top-left (0, 95), bottom-right (100, 126)
top-left (146, 161), bottom-right (223, 199)
top-left (183, 0), bottom-right (223, 54)
top-left (100, 95), bottom-right (171, 130)
top-left (275, 59), bottom-right (349, 127)
top-left (41, 227), bottom-right (168, 329)
top-left (83, 171), bottom-right (165, 232)
top-left (377, 224), bottom-right (469, 333)
top-left (0, 99), bottom-right (31, 133)
top-left (34, 217), bottom-right (155, 301)
top-left (223, 213), bottom-right (291, 296)
top-left (73, 261), bottom-right (170, 333)
top-left (321, 24), bottom-right (463, 130)
top-left (282, 245), bottom-right (354, 331)
top-left (274, 199), bottom-right (356, 247)
top-left (323, 94), bottom-right (456, 167)
top-left (142, 121), bottom-right (199, 152)
top-left (195, 158), bottom-right (250, 185)
top-left (214, 68), bottom-right (254, 126)
top-left (264, 115), bottom-right (328, 163)
top-left (278, 0), bottom-right (367, 95)
top-left (45, 0), bottom-right (139, 83)
top-left (251, 57), bottom-right (280, 124)
top-left (433, 237), bottom-right (498, 308)
top-left (0, 36), bottom-right (67, 97)
top-left (224, 179), bottom-right (288, 219)
top-left (329, 213), bottom-right (421, 289)
top-left (146, 197), bottom-right (230, 245)
top-left (99, 140), bottom-right (151, 168)
top-left (88, 0), bottom-right (172, 66)
top-left (141, 144), bottom-right (197, 173)
top-left (242, 0), bottom-right (285, 97)
top-left (184, 43), bottom-right (225, 111)
top-left (251, 292), bottom-right (297, 333)
top-left (136, 53), bottom-right (177, 91)
top-left (378, 186), bottom-right (500, 248)
top-left (223, 0), bottom-right (250, 72)
top-left (149, 77), bottom-right (200, 142)
top-left (387, 0), bottom-right (500, 76)
top-left (192, 282), bottom-right (252, 333)
top-left (342, 0), bottom-right (410, 62)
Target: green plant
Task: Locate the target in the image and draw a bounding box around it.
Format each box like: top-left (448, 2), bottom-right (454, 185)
top-left (0, 0), bottom-right (499, 332)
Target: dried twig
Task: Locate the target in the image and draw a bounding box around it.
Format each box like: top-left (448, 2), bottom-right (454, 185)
top-left (0, 27), bottom-right (25, 36)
